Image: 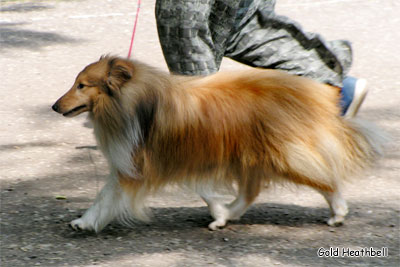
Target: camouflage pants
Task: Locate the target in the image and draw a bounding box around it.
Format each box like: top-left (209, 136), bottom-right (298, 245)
top-left (156, 0), bottom-right (352, 87)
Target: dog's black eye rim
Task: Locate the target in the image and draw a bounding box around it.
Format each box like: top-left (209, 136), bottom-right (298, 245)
top-left (77, 83), bottom-right (85, 89)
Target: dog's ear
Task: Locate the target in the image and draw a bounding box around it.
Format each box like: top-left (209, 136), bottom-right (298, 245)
top-left (103, 57), bottom-right (133, 96)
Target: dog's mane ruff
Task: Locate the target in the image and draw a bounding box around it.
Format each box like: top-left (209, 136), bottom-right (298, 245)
top-left (91, 93), bottom-right (138, 177)
top-left (90, 58), bottom-right (176, 178)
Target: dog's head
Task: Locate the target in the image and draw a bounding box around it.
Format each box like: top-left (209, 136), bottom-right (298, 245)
top-left (52, 56), bottom-right (133, 117)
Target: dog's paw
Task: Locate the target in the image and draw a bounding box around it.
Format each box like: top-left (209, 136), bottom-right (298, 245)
top-left (70, 218), bottom-right (94, 232)
top-left (327, 216), bottom-right (345, 227)
top-left (208, 219), bottom-right (227, 231)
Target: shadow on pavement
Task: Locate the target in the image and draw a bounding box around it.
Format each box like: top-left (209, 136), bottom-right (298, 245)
top-left (0, 23), bottom-right (78, 51)
top-left (1, 163), bottom-right (399, 266)
top-left (0, 2), bottom-right (54, 13)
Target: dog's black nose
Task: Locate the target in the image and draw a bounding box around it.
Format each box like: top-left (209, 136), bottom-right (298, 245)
top-left (52, 103), bottom-right (59, 112)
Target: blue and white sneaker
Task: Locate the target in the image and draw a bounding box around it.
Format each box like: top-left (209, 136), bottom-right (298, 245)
top-left (340, 77), bottom-right (368, 118)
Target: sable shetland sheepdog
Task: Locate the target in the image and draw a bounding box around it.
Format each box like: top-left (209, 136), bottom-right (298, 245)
top-left (52, 55), bottom-right (385, 233)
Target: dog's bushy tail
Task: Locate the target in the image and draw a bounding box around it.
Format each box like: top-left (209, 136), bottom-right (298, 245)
top-left (341, 118), bottom-right (388, 178)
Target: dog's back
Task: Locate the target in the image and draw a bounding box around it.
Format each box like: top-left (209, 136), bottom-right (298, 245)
top-left (148, 69), bottom-right (368, 188)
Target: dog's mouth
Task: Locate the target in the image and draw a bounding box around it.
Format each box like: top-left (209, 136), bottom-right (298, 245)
top-left (63, 104), bottom-right (87, 117)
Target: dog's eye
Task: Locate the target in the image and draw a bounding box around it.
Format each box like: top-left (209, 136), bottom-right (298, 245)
top-left (77, 83), bottom-right (85, 89)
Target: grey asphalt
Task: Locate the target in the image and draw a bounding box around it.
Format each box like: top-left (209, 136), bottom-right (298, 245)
top-left (1, 0), bottom-right (399, 266)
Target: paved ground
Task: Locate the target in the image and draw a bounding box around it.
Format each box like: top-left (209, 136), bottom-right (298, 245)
top-left (1, 0), bottom-right (399, 266)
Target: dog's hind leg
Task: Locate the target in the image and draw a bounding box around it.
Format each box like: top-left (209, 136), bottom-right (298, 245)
top-left (202, 176), bottom-right (262, 230)
top-left (319, 188), bottom-right (348, 226)
top-left (201, 195), bottom-right (231, 231)
top-left (226, 175), bottom-right (262, 221)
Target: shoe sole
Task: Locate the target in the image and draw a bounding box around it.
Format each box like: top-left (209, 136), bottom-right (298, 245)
top-left (343, 79), bottom-right (368, 119)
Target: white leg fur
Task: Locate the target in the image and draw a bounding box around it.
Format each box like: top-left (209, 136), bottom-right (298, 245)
top-left (201, 192), bottom-right (250, 230)
top-left (319, 189), bottom-right (348, 226)
top-left (226, 193), bottom-right (249, 220)
top-left (201, 196), bottom-right (230, 230)
top-left (70, 177), bottom-right (122, 232)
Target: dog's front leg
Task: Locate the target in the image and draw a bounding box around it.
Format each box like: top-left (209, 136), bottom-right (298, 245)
top-left (70, 176), bottom-right (121, 232)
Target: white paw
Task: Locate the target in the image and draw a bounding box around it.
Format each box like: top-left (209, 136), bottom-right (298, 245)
top-left (327, 216), bottom-right (345, 227)
top-left (208, 219), bottom-right (227, 231)
top-left (70, 218), bottom-right (95, 232)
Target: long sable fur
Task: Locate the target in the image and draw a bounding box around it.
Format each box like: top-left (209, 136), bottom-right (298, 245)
top-left (90, 56), bottom-right (385, 213)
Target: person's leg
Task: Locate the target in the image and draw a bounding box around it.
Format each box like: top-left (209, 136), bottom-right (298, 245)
top-left (225, 0), bottom-right (352, 88)
top-left (156, 0), bottom-right (245, 76)
top-left (155, 0), bottom-right (219, 75)
top-left (225, 0), bottom-right (369, 116)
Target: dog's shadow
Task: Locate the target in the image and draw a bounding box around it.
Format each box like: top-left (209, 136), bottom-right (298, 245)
top-left (64, 203), bottom-right (331, 238)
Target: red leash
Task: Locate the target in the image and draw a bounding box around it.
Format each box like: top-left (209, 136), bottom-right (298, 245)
top-left (127, 0), bottom-right (141, 59)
